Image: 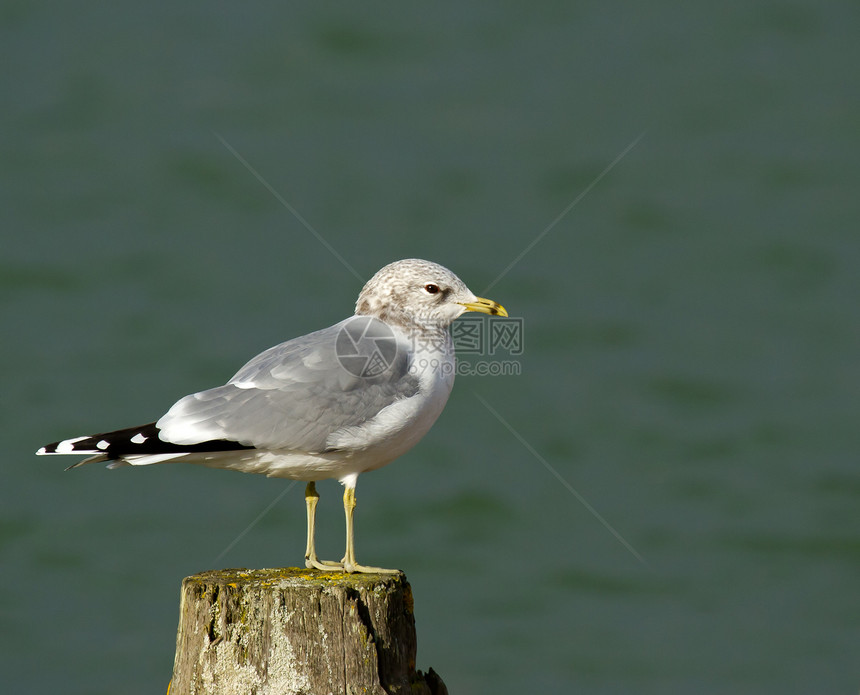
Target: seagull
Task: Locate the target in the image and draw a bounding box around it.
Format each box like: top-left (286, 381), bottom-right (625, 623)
top-left (37, 259), bottom-right (507, 573)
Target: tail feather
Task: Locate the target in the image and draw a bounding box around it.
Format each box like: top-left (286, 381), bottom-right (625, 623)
top-left (37, 422), bottom-right (254, 468)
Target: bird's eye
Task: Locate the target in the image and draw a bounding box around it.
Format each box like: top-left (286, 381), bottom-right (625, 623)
top-left (424, 283), bottom-right (440, 294)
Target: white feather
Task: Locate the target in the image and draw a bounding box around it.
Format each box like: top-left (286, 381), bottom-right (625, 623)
top-left (56, 436), bottom-right (89, 454)
top-left (124, 453), bottom-right (186, 465)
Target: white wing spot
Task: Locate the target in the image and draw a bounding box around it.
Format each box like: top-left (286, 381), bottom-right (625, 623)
top-left (56, 436), bottom-right (89, 454)
top-left (96, 440), bottom-right (110, 450)
top-left (130, 433), bottom-right (148, 444)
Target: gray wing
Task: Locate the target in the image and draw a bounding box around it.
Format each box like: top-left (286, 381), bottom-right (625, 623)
top-left (156, 317), bottom-right (419, 452)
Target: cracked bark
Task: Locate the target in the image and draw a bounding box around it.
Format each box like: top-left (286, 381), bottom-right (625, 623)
top-left (169, 568), bottom-right (446, 695)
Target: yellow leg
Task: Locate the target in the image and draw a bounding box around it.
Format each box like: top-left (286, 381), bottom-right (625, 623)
top-left (341, 485), bottom-right (400, 574)
top-left (304, 482), bottom-right (342, 571)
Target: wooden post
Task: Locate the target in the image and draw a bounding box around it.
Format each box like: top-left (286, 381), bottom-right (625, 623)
top-left (169, 567), bottom-right (447, 695)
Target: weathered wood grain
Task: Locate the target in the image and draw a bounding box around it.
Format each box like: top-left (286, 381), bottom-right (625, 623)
top-left (169, 567), bottom-right (446, 695)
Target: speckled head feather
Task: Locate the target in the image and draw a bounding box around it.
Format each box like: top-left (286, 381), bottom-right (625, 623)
top-left (354, 259), bottom-right (477, 332)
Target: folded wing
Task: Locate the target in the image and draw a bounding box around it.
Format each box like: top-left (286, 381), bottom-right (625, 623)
top-left (156, 318), bottom-right (419, 453)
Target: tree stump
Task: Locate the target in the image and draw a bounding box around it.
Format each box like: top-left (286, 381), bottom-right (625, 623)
top-left (169, 567), bottom-right (446, 695)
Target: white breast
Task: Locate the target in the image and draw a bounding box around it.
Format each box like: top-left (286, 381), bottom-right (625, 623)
top-left (325, 330), bottom-right (456, 471)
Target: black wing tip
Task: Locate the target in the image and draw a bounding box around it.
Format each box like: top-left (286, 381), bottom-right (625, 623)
top-left (38, 421), bottom-right (255, 461)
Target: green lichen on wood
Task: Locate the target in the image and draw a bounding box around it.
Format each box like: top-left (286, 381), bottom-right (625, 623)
top-left (184, 566), bottom-right (405, 593)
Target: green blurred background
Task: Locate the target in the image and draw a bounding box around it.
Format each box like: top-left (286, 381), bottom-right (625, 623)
top-left (2, 2), bottom-right (858, 693)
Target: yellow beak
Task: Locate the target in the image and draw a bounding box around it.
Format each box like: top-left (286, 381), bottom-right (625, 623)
top-left (458, 296), bottom-right (508, 317)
